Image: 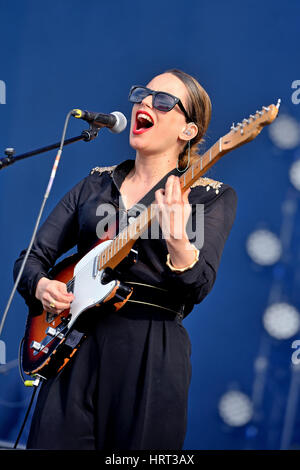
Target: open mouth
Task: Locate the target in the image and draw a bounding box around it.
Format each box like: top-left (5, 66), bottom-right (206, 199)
top-left (133, 111), bottom-right (154, 134)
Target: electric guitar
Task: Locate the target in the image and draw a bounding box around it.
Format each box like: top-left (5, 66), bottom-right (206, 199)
top-left (21, 100), bottom-right (281, 379)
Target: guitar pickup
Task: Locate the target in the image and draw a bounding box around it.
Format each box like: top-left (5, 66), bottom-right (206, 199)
top-left (45, 327), bottom-right (64, 339)
top-left (30, 341), bottom-right (42, 351)
top-left (30, 341), bottom-right (49, 354)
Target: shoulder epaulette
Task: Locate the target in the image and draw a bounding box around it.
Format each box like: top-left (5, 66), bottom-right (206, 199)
top-left (190, 176), bottom-right (223, 194)
top-left (90, 165), bottom-right (117, 175)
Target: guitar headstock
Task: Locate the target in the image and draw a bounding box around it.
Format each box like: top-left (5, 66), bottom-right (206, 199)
top-left (222, 99), bottom-right (281, 152)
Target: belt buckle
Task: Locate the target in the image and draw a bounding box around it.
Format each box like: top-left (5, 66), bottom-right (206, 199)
top-left (177, 304), bottom-right (185, 321)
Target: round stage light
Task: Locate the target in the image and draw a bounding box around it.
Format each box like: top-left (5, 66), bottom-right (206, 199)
top-left (246, 229), bottom-right (282, 266)
top-left (263, 302), bottom-right (300, 340)
top-left (268, 114), bottom-right (300, 150)
top-left (218, 390), bottom-right (253, 427)
top-left (289, 159), bottom-right (300, 191)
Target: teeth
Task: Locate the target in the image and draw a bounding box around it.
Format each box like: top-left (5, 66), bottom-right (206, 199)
top-left (137, 113), bottom-right (153, 124)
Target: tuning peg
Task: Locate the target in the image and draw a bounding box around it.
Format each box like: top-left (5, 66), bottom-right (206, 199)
top-left (230, 122), bottom-right (238, 132)
top-left (243, 118), bottom-right (250, 125)
top-left (236, 122), bottom-right (245, 135)
top-left (262, 106), bottom-right (270, 111)
top-left (256, 110), bottom-right (263, 116)
top-left (249, 114), bottom-right (256, 120)
top-left (276, 98), bottom-right (281, 109)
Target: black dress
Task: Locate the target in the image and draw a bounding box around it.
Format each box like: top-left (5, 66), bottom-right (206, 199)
top-left (13, 159), bottom-right (237, 450)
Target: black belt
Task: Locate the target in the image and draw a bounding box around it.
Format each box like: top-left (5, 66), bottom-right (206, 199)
top-left (123, 281), bottom-right (185, 320)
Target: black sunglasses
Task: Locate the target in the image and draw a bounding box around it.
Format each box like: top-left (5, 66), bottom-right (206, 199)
top-left (129, 85), bottom-right (191, 122)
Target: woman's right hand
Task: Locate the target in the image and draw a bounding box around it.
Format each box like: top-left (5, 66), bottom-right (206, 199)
top-left (35, 277), bottom-right (74, 315)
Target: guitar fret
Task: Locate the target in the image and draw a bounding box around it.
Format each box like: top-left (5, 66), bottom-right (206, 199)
top-left (111, 239), bottom-right (114, 256)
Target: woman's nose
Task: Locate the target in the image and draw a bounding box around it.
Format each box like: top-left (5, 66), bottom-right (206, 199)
top-left (141, 94), bottom-right (153, 108)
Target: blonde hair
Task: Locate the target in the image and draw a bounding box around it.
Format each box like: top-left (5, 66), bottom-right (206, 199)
top-left (166, 69), bottom-right (212, 171)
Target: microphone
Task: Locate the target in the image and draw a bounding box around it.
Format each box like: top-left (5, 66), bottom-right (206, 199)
top-left (71, 109), bottom-right (127, 134)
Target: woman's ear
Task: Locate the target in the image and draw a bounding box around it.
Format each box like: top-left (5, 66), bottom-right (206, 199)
top-left (179, 122), bottom-right (198, 142)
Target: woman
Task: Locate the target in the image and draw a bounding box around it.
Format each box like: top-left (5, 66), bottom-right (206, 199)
top-left (14, 69), bottom-right (237, 450)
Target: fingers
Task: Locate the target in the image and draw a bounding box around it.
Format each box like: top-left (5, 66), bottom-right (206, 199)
top-left (56, 282), bottom-right (74, 301)
top-left (182, 187), bottom-right (191, 202)
top-left (44, 293), bottom-right (71, 311)
top-left (42, 280), bottom-right (74, 314)
top-left (155, 175), bottom-right (190, 208)
top-left (155, 175), bottom-right (191, 241)
top-left (165, 175), bottom-right (181, 204)
top-left (171, 176), bottom-right (182, 203)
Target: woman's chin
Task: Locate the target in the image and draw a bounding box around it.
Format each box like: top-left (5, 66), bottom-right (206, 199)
top-left (129, 135), bottom-right (149, 151)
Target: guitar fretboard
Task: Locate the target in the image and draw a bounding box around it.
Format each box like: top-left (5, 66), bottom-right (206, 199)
top-left (96, 137), bottom-right (225, 271)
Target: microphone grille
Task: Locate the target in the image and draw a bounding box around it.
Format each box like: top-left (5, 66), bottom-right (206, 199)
top-left (110, 112), bottom-right (127, 134)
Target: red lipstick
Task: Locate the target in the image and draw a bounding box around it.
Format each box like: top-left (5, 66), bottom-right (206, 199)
top-left (133, 110), bottom-right (154, 135)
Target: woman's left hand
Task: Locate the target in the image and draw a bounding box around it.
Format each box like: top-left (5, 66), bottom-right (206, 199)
top-left (155, 175), bottom-right (191, 243)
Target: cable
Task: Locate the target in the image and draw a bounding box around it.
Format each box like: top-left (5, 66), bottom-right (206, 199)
top-left (0, 110), bottom-right (73, 337)
top-left (13, 382), bottom-right (40, 449)
top-left (17, 337), bottom-right (27, 385)
top-left (11, 336), bottom-right (43, 448)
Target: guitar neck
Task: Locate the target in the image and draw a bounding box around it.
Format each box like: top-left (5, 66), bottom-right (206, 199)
top-left (96, 100), bottom-right (280, 271)
top-left (96, 138), bottom-right (231, 272)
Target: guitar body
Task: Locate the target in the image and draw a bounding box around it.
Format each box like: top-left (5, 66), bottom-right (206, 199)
top-left (22, 238), bottom-right (135, 379)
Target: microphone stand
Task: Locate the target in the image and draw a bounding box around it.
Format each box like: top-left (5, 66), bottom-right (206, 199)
top-left (0, 117), bottom-right (101, 337)
top-left (0, 124), bottom-right (99, 170)
top-left (0, 116), bottom-right (105, 449)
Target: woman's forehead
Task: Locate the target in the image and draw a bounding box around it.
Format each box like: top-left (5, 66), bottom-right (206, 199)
top-left (146, 73), bottom-right (188, 101)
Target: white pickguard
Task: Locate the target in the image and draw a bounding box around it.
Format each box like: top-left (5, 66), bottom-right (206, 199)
top-left (67, 240), bottom-right (117, 329)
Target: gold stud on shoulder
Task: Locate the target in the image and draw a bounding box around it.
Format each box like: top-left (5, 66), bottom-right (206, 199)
top-left (90, 165), bottom-right (117, 175)
top-left (190, 176), bottom-right (223, 194)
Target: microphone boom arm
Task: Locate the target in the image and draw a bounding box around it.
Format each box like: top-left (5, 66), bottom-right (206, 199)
top-left (0, 124), bottom-right (100, 170)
